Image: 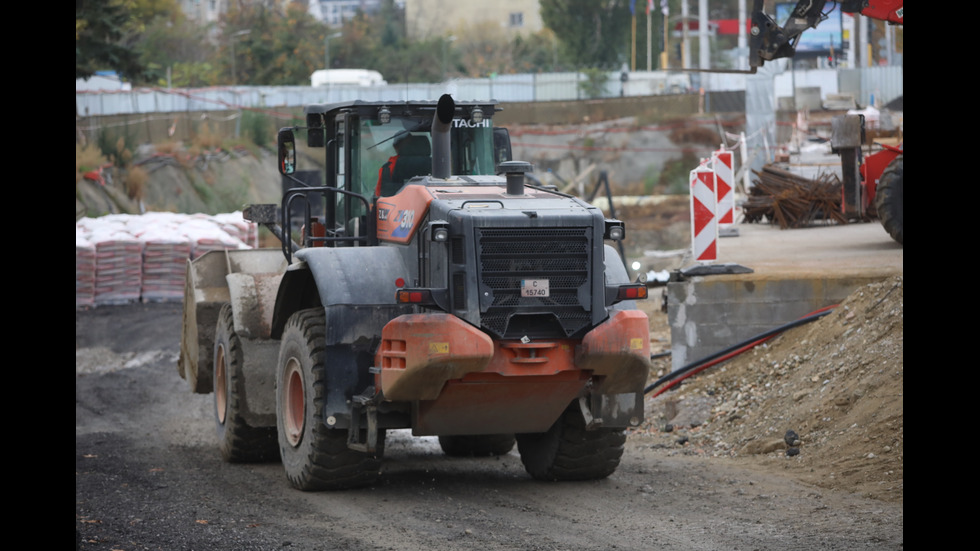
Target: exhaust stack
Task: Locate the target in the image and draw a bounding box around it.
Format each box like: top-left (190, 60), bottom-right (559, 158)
top-left (431, 94), bottom-right (454, 180)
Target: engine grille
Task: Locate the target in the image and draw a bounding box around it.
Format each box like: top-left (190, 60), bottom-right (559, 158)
top-left (476, 227), bottom-right (592, 338)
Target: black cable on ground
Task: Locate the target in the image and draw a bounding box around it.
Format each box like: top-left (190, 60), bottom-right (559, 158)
top-left (643, 306), bottom-right (836, 398)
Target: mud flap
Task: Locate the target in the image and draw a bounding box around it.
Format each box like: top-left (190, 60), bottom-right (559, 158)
top-left (347, 398), bottom-right (380, 453)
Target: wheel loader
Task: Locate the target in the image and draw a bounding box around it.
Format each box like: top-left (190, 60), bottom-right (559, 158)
top-left (177, 94), bottom-right (652, 490)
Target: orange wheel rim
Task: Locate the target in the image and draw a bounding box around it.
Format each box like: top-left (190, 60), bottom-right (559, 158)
top-left (215, 344), bottom-right (227, 425)
top-left (283, 358), bottom-right (305, 447)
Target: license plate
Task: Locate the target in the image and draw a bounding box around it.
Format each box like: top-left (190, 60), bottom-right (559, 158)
top-left (521, 279), bottom-right (550, 297)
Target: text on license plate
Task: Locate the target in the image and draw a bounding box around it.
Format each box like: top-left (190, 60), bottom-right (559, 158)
top-left (521, 279), bottom-right (550, 297)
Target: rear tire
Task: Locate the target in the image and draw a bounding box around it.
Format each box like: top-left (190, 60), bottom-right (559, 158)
top-left (276, 308), bottom-right (384, 491)
top-left (213, 304), bottom-right (278, 463)
top-left (516, 403), bottom-right (626, 481)
top-left (438, 434), bottom-right (516, 457)
top-left (874, 154), bottom-right (903, 245)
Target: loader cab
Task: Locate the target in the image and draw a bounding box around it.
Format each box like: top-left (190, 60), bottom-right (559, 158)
top-left (277, 100), bottom-right (510, 254)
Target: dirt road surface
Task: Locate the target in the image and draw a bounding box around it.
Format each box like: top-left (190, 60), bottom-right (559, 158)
top-left (76, 292), bottom-right (903, 550)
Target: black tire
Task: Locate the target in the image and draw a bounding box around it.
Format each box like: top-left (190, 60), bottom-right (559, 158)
top-left (438, 434), bottom-right (516, 457)
top-left (874, 154), bottom-right (903, 245)
top-left (276, 308), bottom-right (384, 491)
top-left (213, 303), bottom-right (279, 463)
top-left (515, 403), bottom-right (626, 481)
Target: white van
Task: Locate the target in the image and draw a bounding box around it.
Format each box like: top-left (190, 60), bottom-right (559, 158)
top-left (310, 69), bottom-right (387, 87)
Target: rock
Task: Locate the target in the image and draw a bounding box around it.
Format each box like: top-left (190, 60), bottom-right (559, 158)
top-left (739, 438), bottom-right (786, 455)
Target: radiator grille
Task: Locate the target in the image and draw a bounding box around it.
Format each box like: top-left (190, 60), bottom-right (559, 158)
top-left (476, 227), bottom-right (592, 338)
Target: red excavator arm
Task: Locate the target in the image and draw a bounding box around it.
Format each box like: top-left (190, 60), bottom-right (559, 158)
top-left (749, 0), bottom-right (903, 69)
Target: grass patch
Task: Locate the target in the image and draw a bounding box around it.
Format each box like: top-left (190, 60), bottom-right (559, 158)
top-left (241, 110), bottom-right (272, 149)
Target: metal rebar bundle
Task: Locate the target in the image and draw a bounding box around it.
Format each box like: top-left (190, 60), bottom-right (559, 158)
top-left (742, 165), bottom-right (846, 229)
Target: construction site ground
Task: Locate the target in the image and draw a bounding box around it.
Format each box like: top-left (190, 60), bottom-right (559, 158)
top-left (76, 225), bottom-right (902, 551)
top-left (76, 120), bottom-right (902, 550)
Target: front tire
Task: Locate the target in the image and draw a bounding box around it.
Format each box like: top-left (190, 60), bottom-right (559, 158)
top-left (276, 308), bottom-right (384, 491)
top-left (213, 303), bottom-right (278, 463)
top-left (516, 403), bottom-right (626, 481)
top-left (874, 154), bottom-right (903, 245)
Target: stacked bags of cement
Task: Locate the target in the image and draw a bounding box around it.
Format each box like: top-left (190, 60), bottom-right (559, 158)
top-left (75, 212), bottom-right (255, 307)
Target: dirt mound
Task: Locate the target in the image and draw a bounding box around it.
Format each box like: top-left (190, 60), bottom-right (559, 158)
top-left (636, 275), bottom-right (903, 503)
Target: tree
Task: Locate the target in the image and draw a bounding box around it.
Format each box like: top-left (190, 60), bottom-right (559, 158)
top-left (77, 0), bottom-right (183, 83)
top-left (139, 12), bottom-right (217, 86)
top-left (512, 29), bottom-right (567, 73)
top-left (332, 5), bottom-right (444, 84)
top-left (377, 0), bottom-right (404, 49)
top-left (335, 11), bottom-right (384, 73)
top-left (454, 22), bottom-right (516, 78)
top-left (220, 2), bottom-right (331, 85)
top-left (76, 0), bottom-right (148, 81)
top-left (539, 0), bottom-right (632, 68)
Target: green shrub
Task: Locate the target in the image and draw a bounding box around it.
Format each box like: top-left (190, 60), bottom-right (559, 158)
top-left (241, 110), bottom-right (271, 148)
top-left (96, 128), bottom-right (137, 168)
top-left (578, 68), bottom-right (609, 99)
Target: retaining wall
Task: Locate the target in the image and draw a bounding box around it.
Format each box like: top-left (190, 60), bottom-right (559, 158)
top-left (666, 273), bottom-right (889, 372)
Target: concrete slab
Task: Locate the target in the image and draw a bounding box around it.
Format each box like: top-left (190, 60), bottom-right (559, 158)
top-left (710, 220), bottom-right (903, 278)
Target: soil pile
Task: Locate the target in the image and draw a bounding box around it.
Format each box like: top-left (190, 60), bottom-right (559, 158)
top-left (636, 275), bottom-right (903, 503)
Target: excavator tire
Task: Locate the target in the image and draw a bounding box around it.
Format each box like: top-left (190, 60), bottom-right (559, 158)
top-left (276, 308), bottom-right (384, 491)
top-left (438, 434), bottom-right (516, 457)
top-left (874, 154), bottom-right (903, 245)
top-left (213, 303), bottom-right (279, 463)
top-left (515, 402), bottom-right (626, 481)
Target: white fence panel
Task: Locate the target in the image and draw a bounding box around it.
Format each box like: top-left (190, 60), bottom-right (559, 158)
top-left (76, 67), bottom-right (901, 116)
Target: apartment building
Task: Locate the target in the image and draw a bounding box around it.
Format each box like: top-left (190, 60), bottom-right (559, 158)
top-left (406, 0), bottom-right (542, 39)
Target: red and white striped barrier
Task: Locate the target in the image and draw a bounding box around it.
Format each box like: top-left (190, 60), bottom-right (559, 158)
top-left (713, 149), bottom-right (735, 226)
top-left (690, 165), bottom-right (717, 262)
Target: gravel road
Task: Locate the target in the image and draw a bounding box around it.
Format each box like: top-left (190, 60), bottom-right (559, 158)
top-left (76, 301), bottom-right (903, 551)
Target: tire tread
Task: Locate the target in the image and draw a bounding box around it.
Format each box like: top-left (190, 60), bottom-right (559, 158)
top-left (516, 404), bottom-right (626, 481)
top-left (278, 309), bottom-right (383, 491)
top-left (214, 303), bottom-right (278, 463)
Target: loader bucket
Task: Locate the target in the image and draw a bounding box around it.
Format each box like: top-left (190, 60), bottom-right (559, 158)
top-left (177, 249), bottom-right (287, 394)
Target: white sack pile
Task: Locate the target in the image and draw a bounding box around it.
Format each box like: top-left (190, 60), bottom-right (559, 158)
top-left (75, 212), bottom-right (256, 307)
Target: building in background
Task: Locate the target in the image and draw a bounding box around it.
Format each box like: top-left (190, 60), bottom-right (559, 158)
top-left (178, 0), bottom-right (388, 28)
top-left (179, 0), bottom-right (227, 27)
top-left (175, 0), bottom-right (538, 37)
top-left (310, 0), bottom-right (385, 27)
top-left (406, 0), bottom-right (542, 40)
